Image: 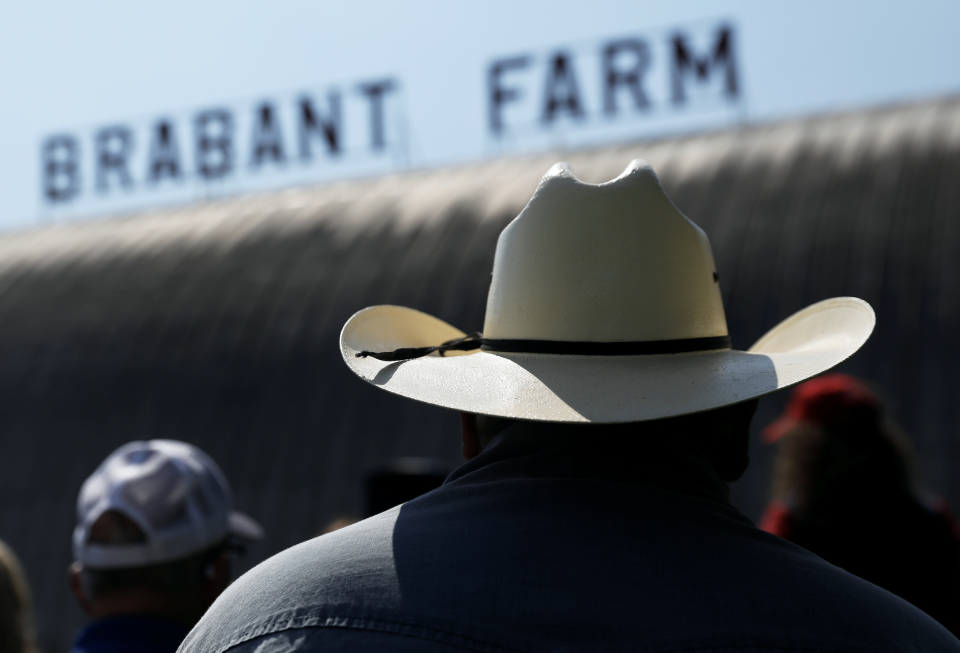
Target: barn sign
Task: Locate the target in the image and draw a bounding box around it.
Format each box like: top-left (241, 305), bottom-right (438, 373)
top-left (486, 22), bottom-right (739, 149)
top-left (40, 19), bottom-right (739, 214)
top-left (41, 79), bottom-right (402, 205)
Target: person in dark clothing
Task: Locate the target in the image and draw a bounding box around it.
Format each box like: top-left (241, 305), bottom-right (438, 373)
top-left (181, 160), bottom-right (958, 652)
top-left (365, 457), bottom-right (452, 517)
top-left (760, 373), bottom-right (960, 635)
top-left (318, 458), bottom-right (452, 535)
top-left (69, 440), bottom-right (262, 653)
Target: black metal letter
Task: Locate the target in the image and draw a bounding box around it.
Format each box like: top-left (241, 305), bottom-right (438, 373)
top-left (95, 126), bottom-right (134, 191)
top-left (194, 109), bottom-right (234, 179)
top-left (42, 135), bottom-right (81, 202)
top-left (357, 80), bottom-right (396, 151)
top-left (299, 92), bottom-right (341, 160)
top-left (488, 56), bottom-right (530, 135)
top-left (542, 51), bottom-right (585, 124)
top-left (671, 25), bottom-right (739, 104)
top-left (251, 102), bottom-right (286, 167)
top-left (603, 38), bottom-right (651, 115)
top-left (148, 120), bottom-right (182, 182)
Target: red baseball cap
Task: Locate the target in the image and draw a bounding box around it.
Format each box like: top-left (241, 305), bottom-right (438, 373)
top-left (762, 373), bottom-right (881, 443)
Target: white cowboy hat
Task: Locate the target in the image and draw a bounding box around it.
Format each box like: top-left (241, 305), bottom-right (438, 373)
top-left (340, 160), bottom-right (875, 423)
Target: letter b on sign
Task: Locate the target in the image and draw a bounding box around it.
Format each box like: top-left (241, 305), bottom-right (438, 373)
top-left (42, 135), bottom-right (81, 202)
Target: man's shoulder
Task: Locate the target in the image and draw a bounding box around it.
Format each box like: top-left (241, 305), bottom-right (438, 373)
top-left (179, 509), bottom-right (402, 653)
top-left (179, 483), bottom-right (960, 653)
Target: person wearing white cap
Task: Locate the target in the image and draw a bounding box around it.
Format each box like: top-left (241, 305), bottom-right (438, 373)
top-left (69, 440), bottom-right (262, 653)
top-left (181, 161), bottom-right (958, 651)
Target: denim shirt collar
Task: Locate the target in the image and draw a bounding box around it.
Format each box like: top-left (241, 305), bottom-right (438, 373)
top-left (446, 419), bottom-right (735, 509)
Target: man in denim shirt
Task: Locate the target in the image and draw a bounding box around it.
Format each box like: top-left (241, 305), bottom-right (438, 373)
top-left (180, 161), bottom-right (959, 652)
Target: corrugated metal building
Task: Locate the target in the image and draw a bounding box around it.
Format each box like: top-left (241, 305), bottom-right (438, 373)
top-left (1, 95), bottom-right (958, 651)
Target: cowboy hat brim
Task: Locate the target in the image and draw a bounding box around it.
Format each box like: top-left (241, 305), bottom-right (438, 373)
top-left (340, 298), bottom-right (875, 423)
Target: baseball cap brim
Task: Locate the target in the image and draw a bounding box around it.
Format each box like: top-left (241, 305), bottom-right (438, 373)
top-left (228, 511), bottom-right (264, 542)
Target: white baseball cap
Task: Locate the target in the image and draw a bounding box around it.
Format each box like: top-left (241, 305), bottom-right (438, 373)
top-left (73, 440), bottom-right (263, 570)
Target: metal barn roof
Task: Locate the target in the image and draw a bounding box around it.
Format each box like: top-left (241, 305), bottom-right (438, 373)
top-left (2, 95), bottom-right (959, 651)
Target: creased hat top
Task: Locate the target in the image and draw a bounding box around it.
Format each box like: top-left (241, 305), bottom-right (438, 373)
top-left (483, 160), bottom-right (728, 343)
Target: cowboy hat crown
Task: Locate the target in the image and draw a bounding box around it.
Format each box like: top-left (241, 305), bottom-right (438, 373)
top-left (341, 160), bottom-right (875, 423)
top-left (484, 159), bottom-right (727, 346)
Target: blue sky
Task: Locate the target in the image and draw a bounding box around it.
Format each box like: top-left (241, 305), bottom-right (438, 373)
top-left (1, 0), bottom-right (958, 229)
